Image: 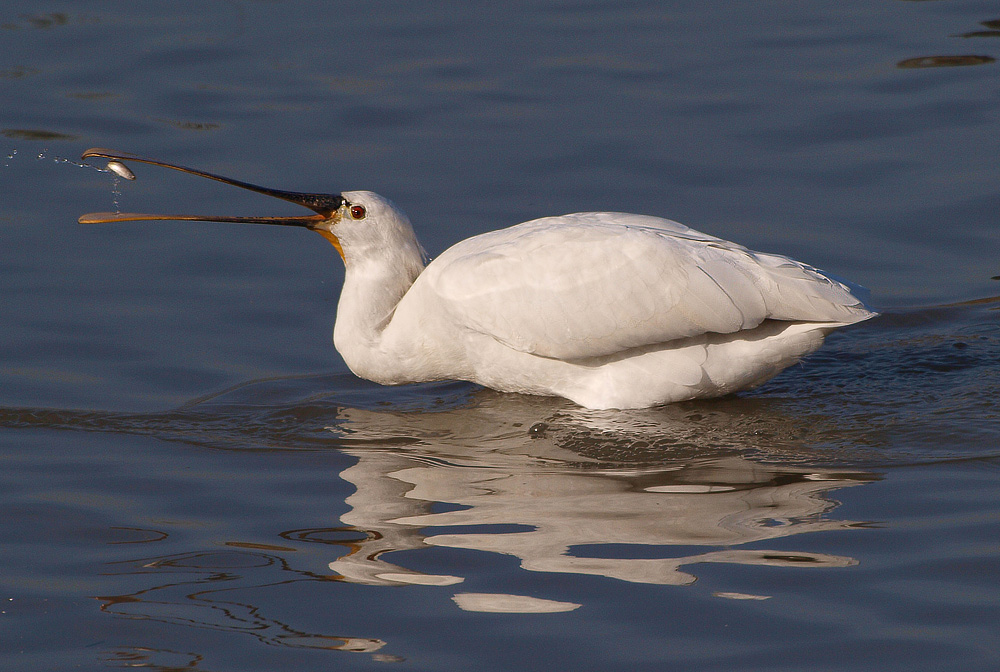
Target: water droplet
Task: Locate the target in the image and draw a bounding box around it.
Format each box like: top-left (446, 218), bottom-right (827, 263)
top-left (108, 175), bottom-right (124, 213)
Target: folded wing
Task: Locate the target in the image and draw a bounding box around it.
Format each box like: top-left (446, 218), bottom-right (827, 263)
top-left (421, 213), bottom-right (873, 360)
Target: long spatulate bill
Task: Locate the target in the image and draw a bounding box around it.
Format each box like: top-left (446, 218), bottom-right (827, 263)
top-left (78, 148), bottom-right (345, 228)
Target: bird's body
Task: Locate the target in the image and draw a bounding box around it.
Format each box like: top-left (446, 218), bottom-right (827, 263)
top-left (331, 192), bottom-right (873, 409)
top-left (79, 150), bottom-right (876, 410)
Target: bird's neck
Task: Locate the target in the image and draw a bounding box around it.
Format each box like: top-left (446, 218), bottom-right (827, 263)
top-left (332, 244), bottom-right (426, 382)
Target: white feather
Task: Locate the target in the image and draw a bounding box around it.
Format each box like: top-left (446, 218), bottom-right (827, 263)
top-left (419, 213), bottom-right (870, 361)
top-left (323, 195), bottom-right (875, 409)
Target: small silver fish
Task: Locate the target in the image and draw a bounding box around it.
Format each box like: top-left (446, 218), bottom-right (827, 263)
top-left (106, 160), bottom-right (135, 180)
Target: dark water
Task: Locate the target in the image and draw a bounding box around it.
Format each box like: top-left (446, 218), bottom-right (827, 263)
top-left (2, 1), bottom-right (999, 670)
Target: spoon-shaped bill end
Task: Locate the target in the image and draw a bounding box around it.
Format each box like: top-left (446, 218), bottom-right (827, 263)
top-left (81, 147), bottom-right (120, 161)
top-left (79, 212), bottom-right (142, 224)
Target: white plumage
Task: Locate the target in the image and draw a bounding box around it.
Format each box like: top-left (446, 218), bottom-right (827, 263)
top-left (331, 192), bottom-right (874, 409)
top-left (424, 212), bottom-right (867, 359)
top-left (78, 150), bottom-right (876, 410)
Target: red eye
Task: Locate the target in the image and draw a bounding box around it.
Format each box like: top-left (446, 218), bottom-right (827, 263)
top-left (350, 204), bottom-right (367, 220)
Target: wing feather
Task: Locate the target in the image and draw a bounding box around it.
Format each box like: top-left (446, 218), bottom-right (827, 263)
top-left (419, 213), bottom-right (872, 360)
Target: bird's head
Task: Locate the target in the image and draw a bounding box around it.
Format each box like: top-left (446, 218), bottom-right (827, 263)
top-left (318, 190), bottom-right (423, 267)
top-left (77, 149), bottom-right (422, 267)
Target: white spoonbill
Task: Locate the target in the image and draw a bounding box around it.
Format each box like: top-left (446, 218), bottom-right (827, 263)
top-left (79, 148), bottom-right (875, 410)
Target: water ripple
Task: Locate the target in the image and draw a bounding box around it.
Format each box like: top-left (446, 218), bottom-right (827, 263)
top-left (0, 297), bottom-right (995, 475)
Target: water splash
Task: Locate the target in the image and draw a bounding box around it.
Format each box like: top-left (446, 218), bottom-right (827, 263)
top-left (47, 149), bottom-right (106, 172)
top-left (11, 146), bottom-right (132, 213)
top-left (110, 174), bottom-right (123, 212)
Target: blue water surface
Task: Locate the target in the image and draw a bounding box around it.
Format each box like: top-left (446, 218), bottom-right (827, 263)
top-left (1, 1), bottom-right (999, 670)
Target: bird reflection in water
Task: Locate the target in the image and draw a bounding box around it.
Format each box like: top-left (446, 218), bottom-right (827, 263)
top-left (51, 381), bottom-right (878, 654)
top-left (328, 396), bottom-right (877, 600)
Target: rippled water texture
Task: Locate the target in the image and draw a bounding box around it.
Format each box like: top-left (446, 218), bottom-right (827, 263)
top-left (2, 1), bottom-right (999, 670)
